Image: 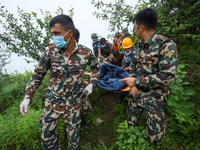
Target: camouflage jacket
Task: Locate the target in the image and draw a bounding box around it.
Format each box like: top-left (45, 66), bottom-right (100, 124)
top-left (24, 43), bottom-right (100, 106)
top-left (101, 42), bottom-right (114, 58)
top-left (129, 32), bottom-right (178, 102)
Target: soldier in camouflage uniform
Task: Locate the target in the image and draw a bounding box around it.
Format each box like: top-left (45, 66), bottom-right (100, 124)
top-left (119, 8), bottom-right (178, 147)
top-left (19, 15), bottom-right (100, 150)
top-left (98, 38), bottom-right (114, 62)
top-left (74, 28), bottom-right (93, 130)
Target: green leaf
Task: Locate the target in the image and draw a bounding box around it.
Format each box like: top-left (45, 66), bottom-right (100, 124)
top-left (127, 144), bottom-right (134, 150)
top-left (176, 79), bottom-right (182, 84)
top-left (138, 138), bottom-right (145, 144)
top-left (176, 90), bottom-right (182, 97)
top-left (167, 98), bottom-right (178, 107)
top-left (179, 106), bottom-right (193, 116)
top-left (184, 102), bottom-right (194, 108)
top-left (132, 134), bottom-right (136, 140)
top-left (134, 145), bottom-right (140, 150)
top-left (127, 138), bottom-right (134, 143)
top-left (183, 89), bottom-right (193, 95)
top-left (182, 94), bottom-right (189, 99)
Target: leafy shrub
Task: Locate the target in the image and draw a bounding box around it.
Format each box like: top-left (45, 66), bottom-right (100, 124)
top-left (115, 120), bottom-right (154, 150)
top-left (0, 70), bottom-right (33, 113)
top-left (166, 64), bottom-right (200, 137)
top-left (0, 108), bottom-right (43, 150)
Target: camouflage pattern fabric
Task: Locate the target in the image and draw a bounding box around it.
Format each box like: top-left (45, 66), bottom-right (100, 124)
top-left (80, 89), bottom-right (93, 117)
top-left (128, 32), bottom-right (178, 146)
top-left (24, 43), bottom-right (100, 150)
top-left (100, 42), bottom-right (114, 58)
top-left (109, 52), bottom-right (124, 67)
top-left (92, 40), bottom-right (101, 58)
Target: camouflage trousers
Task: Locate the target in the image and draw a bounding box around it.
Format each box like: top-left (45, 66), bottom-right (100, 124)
top-left (127, 97), bottom-right (167, 147)
top-left (80, 94), bottom-right (93, 117)
top-left (38, 102), bottom-right (81, 150)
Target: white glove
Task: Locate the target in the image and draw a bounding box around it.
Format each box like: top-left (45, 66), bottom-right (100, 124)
top-left (84, 83), bottom-right (93, 95)
top-left (20, 99), bottom-right (30, 116)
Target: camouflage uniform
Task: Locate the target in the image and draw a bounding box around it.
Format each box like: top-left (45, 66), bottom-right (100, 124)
top-left (92, 40), bottom-right (101, 59)
top-left (80, 92), bottom-right (93, 117)
top-left (109, 52), bottom-right (124, 66)
top-left (100, 42), bottom-right (114, 59)
top-left (24, 43), bottom-right (100, 150)
top-left (128, 32), bottom-right (178, 146)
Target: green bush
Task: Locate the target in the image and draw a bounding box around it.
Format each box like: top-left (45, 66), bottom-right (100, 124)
top-left (166, 64), bottom-right (200, 137)
top-left (0, 70), bottom-right (33, 113)
top-left (115, 120), bottom-right (154, 150)
top-left (0, 108), bottom-right (43, 150)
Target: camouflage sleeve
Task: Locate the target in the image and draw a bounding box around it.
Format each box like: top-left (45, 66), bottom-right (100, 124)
top-left (87, 51), bottom-right (100, 85)
top-left (24, 48), bottom-right (50, 100)
top-left (129, 51), bottom-right (137, 77)
top-left (139, 42), bottom-right (178, 87)
top-left (129, 60), bottom-right (137, 77)
top-left (109, 43), bottom-right (114, 54)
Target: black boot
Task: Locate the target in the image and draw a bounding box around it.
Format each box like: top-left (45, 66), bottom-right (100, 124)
top-left (117, 94), bottom-right (125, 104)
top-left (81, 115), bottom-right (89, 130)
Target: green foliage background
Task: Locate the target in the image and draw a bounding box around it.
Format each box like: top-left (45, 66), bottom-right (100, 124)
top-left (0, 0), bottom-right (200, 149)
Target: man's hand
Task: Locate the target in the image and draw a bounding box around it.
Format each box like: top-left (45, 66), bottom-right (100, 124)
top-left (84, 72), bottom-right (92, 77)
top-left (20, 99), bottom-right (30, 116)
top-left (119, 77), bottom-right (136, 87)
top-left (98, 54), bottom-right (104, 59)
top-left (83, 81), bottom-right (90, 86)
top-left (84, 83), bottom-right (93, 95)
top-left (130, 87), bottom-right (140, 98)
top-left (124, 67), bottom-right (129, 71)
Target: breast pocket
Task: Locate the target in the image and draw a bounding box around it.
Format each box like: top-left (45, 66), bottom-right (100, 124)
top-left (143, 52), bottom-right (159, 73)
top-left (73, 65), bottom-right (83, 80)
top-left (51, 59), bottom-right (65, 79)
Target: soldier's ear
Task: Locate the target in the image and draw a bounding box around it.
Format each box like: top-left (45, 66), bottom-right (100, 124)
top-left (140, 25), bottom-right (144, 32)
top-left (68, 29), bottom-right (73, 38)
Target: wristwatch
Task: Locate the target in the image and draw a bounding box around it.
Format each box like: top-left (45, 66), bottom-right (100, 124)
top-left (135, 78), bottom-right (141, 86)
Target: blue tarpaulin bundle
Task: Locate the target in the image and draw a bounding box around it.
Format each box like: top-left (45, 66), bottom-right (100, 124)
top-left (96, 63), bottom-right (129, 91)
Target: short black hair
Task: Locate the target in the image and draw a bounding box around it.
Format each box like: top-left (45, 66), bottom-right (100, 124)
top-left (74, 28), bottom-right (80, 43)
top-left (100, 38), bottom-right (106, 45)
top-left (113, 51), bottom-right (119, 57)
top-left (133, 8), bottom-right (158, 30)
top-left (50, 14), bottom-right (75, 33)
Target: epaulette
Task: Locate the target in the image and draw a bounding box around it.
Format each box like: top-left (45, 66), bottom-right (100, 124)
top-left (156, 34), bottom-right (170, 42)
top-left (78, 44), bottom-right (92, 52)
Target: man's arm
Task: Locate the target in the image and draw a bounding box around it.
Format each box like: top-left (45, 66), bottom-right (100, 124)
top-left (20, 47), bottom-right (51, 115)
top-left (107, 43), bottom-right (114, 59)
top-left (24, 49), bottom-right (51, 100)
top-left (98, 48), bottom-right (104, 59)
top-left (87, 51), bottom-right (100, 85)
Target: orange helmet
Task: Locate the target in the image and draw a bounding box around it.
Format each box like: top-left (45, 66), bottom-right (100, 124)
top-left (122, 37), bottom-right (133, 49)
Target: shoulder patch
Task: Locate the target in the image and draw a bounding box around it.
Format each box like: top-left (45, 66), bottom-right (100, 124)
top-left (166, 51), bottom-right (173, 57)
